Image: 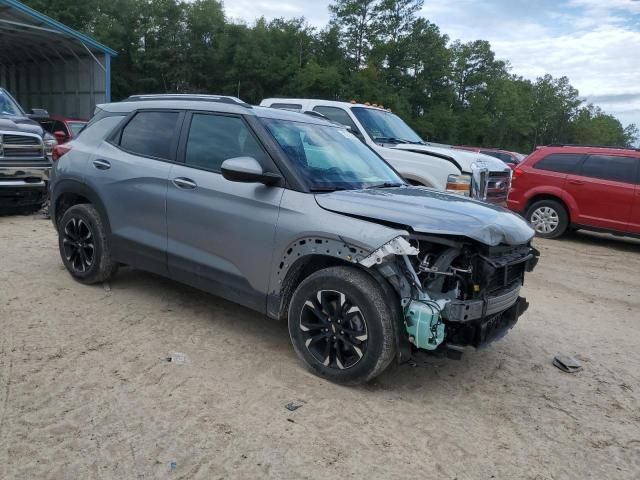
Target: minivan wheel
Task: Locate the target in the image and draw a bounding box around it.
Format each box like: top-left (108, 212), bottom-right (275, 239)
top-left (526, 199), bottom-right (568, 239)
top-left (288, 266), bottom-right (396, 385)
top-left (58, 204), bottom-right (118, 284)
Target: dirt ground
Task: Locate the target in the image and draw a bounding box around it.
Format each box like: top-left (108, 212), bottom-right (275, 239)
top-left (0, 213), bottom-right (639, 480)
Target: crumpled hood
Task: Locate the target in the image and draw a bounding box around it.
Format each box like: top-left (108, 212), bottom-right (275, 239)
top-left (315, 186), bottom-right (534, 246)
top-left (390, 144), bottom-right (509, 173)
top-left (0, 116), bottom-right (44, 136)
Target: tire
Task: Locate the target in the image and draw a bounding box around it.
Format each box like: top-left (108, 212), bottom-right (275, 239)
top-left (288, 266), bottom-right (396, 385)
top-left (526, 199), bottom-right (569, 239)
top-left (58, 204), bottom-right (118, 284)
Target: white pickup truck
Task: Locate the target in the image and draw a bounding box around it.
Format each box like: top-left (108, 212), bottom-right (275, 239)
top-left (260, 98), bottom-right (511, 204)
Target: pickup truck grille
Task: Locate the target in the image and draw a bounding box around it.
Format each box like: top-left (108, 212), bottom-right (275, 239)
top-left (0, 132), bottom-right (45, 161)
top-left (486, 171), bottom-right (511, 203)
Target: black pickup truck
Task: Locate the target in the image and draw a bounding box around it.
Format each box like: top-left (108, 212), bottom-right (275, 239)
top-left (0, 87), bottom-right (56, 213)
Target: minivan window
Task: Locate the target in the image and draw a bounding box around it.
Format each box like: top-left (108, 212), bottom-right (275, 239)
top-left (312, 106), bottom-right (358, 130)
top-left (534, 153), bottom-right (583, 174)
top-left (119, 111), bottom-right (180, 160)
top-left (185, 114), bottom-right (268, 172)
top-left (580, 155), bottom-right (638, 184)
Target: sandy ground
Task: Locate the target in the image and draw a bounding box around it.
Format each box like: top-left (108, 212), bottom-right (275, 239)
top-left (0, 213), bottom-right (639, 480)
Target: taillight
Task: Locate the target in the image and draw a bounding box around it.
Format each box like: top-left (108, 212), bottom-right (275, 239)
top-left (446, 174), bottom-right (471, 196)
top-left (52, 143), bottom-right (72, 162)
top-left (512, 166), bottom-right (525, 181)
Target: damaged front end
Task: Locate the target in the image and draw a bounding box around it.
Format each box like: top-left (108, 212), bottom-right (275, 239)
top-left (361, 235), bottom-right (539, 359)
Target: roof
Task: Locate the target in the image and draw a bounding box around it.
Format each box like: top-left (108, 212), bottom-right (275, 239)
top-left (0, 0), bottom-right (117, 63)
top-left (100, 98), bottom-right (337, 126)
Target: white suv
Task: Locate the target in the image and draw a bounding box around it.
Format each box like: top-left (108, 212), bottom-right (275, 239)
top-left (260, 98), bottom-right (511, 204)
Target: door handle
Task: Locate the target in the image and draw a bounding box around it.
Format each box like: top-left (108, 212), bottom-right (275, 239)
top-left (92, 159), bottom-right (111, 170)
top-left (172, 177), bottom-right (197, 190)
top-left (568, 179), bottom-right (584, 186)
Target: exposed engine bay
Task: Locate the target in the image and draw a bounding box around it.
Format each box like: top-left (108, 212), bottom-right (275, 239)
top-left (361, 234), bottom-right (539, 356)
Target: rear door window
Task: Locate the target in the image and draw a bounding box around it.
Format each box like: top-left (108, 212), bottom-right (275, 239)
top-left (119, 111), bottom-right (180, 160)
top-left (580, 155), bottom-right (638, 184)
top-left (534, 153), bottom-right (583, 174)
top-left (184, 113), bottom-right (268, 172)
top-left (312, 106), bottom-right (358, 130)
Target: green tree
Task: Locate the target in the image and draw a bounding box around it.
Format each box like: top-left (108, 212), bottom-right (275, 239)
top-left (329, 0), bottom-right (379, 68)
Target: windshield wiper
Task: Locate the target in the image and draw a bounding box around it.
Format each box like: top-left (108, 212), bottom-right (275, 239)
top-left (373, 136), bottom-right (409, 144)
top-left (310, 186), bottom-right (349, 192)
top-left (364, 182), bottom-right (405, 189)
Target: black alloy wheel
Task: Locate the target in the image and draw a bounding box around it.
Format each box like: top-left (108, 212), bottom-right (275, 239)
top-left (299, 289), bottom-right (369, 370)
top-left (62, 217), bottom-right (95, 273)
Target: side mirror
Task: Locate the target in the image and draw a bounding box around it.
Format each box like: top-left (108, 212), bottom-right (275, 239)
top-left (28, 108), bottom-right (49, 120)
top-left (53, 130), bottom-right (68, 143)
top-left (221, 157), bottom-right (281, 185)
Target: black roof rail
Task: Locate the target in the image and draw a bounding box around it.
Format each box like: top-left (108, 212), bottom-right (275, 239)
top-left (546, 143), bottom-right (640, 152)
top-left (125, 94), bottom-right (252, 108)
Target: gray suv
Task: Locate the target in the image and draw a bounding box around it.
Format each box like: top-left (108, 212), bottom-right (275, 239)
top-left (50, 94), bottom-right (539, 384)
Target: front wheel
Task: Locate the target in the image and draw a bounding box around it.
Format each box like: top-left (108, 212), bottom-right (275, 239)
top-left (288, 266), bottom-right (396, 385)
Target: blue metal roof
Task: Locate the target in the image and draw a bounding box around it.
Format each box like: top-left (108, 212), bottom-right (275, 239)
top-left (0, 0), bottom-right (117, 56)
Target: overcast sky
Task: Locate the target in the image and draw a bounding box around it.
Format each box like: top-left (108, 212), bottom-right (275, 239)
top-left (224, 0), bottom-right (640, 132)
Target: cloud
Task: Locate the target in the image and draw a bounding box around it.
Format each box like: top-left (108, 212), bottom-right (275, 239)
top-left (223, 0), bottom-right (640, 129)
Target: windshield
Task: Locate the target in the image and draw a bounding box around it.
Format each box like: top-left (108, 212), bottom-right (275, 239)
top-left (0, 90), bottom-right (24, 116)
top-left (351, 107), bottom-right (424, 145)
top-left (262, 118), bottom-right (405, 191)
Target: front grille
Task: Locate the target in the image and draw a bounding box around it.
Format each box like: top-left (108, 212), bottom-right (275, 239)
top-left (480, 246), bottom-right (531, 294)
top-left (0, 132), bottom-right (45, 161)
top-left (486, 171), bottom-right (511, 203)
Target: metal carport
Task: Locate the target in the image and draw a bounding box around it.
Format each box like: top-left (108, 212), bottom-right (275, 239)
top-left (0, 0), bottom-right (116, 119)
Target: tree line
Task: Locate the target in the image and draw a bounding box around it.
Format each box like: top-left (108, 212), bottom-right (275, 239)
top-left (25, 0), bottom-right (639, 151)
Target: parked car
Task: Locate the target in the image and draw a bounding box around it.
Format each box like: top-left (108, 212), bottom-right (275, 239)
top-left (50, 94), bottom-right (539, 384)
top-left (0, 87), bottom-right (56, 212)
top-left (455, 146), bottom-right (525, 170)
top-left (40, 115), bottom-right (87, 144)
top-left (507, 144), bottom-right (640, 238)
top-left (260, 99), bottom-right (512, 204)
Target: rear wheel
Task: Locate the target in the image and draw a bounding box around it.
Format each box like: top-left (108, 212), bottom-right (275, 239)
top-left (526, 199), bottom-right (569, 239)
top-left (58, 204), bottom-right (117, 284)
top-left (288, 266), bottom-right (396, 385)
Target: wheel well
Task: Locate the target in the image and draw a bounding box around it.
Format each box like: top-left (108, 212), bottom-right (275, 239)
top-left (55, 193), bottom-right (90, 227)
top-left (274, 254), bottom-right (400, 321)
top-left (525, 194), bottom-right (570, 220)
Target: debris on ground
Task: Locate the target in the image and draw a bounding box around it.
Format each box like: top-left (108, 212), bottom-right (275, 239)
top-left (285, 400), bottom-right (305, 411)
top-left (166, 352), bottom-right (188, 364)
top-left (553, 353), bottom-right (583, 373)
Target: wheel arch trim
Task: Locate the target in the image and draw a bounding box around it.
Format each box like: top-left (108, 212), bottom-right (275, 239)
top-left (51, 179), bottom-right (112, 234)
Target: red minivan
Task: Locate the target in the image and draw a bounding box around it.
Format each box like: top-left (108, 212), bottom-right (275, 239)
top-left (507, 145), bottom-right (640, 238)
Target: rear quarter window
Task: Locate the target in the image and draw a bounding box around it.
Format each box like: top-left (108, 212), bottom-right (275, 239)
top-left (533, 153), bottom-right (583, 174)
